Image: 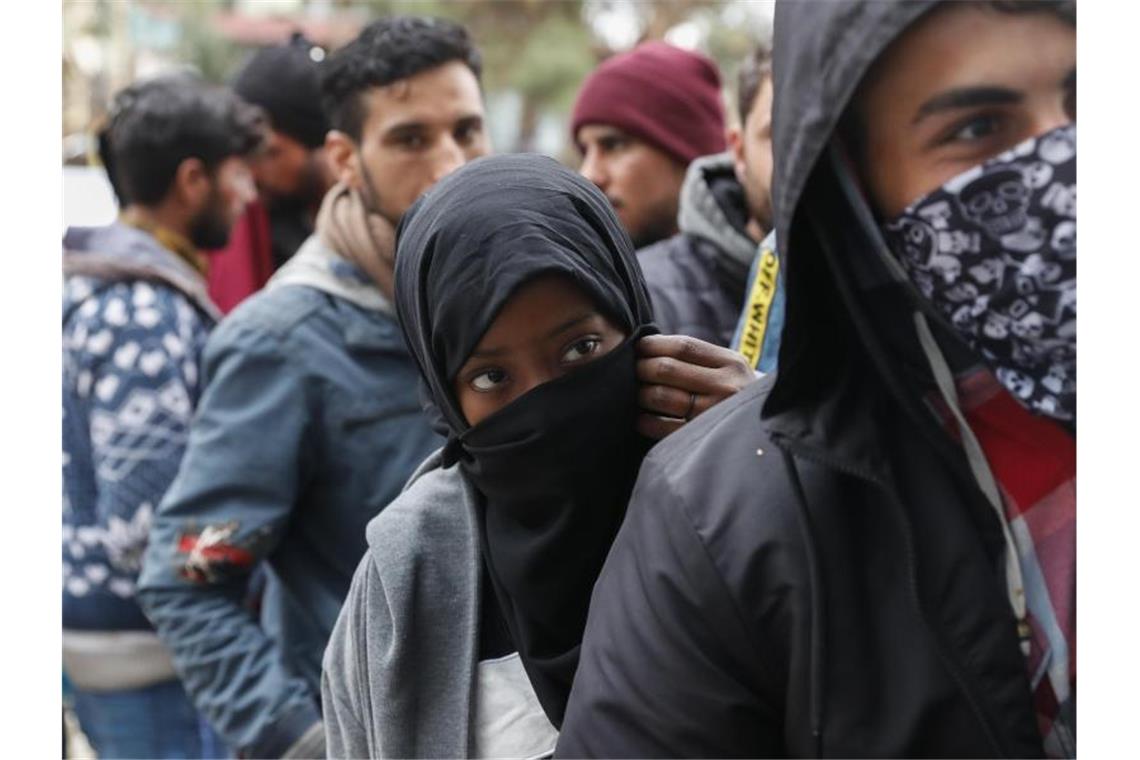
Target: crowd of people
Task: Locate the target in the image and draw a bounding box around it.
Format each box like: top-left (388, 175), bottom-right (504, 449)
top-left (62, 1), bottom-right (1076, 758)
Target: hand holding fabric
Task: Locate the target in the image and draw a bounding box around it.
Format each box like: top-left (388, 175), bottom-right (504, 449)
top-left (635, 334), bottom-right (756, 439)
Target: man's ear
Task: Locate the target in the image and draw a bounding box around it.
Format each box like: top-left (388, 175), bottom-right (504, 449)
top-left (726, 125), bottom-right (747, 186)
top-left (171, 157), bottom-right (211, 213)
top-left (325, 130), bottom-right (362, 190)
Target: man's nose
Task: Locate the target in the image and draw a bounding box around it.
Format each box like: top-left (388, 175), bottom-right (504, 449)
top-left (430, 135), bottom-right (468, 184)
top-left (1031, 98), bottom-right (1074, 140)
top-left (579, 149), bottom-right (608, 190)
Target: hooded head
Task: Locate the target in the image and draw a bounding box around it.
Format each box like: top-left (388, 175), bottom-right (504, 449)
top-left (766, 1), bottom-right (1075, 428)
top-left (395, 153), bottom-right (655, 726)
top-left (395, 153), bottom-right (654, 434)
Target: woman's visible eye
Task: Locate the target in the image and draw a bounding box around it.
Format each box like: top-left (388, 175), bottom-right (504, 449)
top-left (470, 368), bottom-right (507, 392)
top-left (561, 337), bottom-right (601, 363)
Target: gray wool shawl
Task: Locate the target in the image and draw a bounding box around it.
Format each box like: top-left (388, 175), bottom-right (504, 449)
top-left (321, 450), bottom-right (482, 758)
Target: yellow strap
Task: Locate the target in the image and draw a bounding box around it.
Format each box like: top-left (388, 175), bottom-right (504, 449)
top-left (737, 246), bottom-right (780, 369)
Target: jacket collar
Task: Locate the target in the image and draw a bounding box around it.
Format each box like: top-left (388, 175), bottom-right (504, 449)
top-left (761, 363), bottom-right (894, 485)
top-left (268, 233), bottom-right (395, 316)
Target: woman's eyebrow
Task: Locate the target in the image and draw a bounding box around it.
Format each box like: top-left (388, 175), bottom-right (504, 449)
top-left (545, 312), bottom-right (595, 338)
top-left (467, 313), bottom-right (596, 360)
top-left (912, 85), bottom-right (1022, 125)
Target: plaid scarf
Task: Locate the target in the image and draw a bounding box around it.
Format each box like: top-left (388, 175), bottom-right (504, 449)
top-left (934, 369), bottom-right (1076, 757)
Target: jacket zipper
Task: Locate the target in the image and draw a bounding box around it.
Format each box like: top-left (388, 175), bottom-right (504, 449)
top-left (769, 431), bottom-right (1011, 758)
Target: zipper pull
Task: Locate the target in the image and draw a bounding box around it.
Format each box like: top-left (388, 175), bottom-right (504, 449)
top-left (1017, 617), bottom-right (1032, 657)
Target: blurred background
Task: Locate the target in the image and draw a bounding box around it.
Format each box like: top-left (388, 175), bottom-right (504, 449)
top-left (62, 0), bottom-right (774, 226)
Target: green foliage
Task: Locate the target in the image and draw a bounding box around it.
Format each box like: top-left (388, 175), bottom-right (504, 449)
top-left (510, 13), bottom-right (597, 111)
top-left (177, 0), bottom-right (247, 84)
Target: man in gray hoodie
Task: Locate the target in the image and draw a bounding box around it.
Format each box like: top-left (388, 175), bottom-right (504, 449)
top-left (636, 43), bottom-right (781, 351)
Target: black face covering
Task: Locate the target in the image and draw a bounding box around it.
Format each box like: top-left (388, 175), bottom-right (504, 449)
top-left (394, 154), bottom-right (656, 726)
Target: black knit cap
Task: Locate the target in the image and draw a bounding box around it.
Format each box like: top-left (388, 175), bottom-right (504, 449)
top-left (232, 33), bottom-right (330, 149)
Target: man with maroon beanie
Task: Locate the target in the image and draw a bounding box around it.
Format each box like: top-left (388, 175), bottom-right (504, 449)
top-left (572, 41), bottom-right (726, 249)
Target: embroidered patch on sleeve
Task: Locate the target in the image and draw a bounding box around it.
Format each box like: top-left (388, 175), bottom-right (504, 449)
top-left (175, 522), bottom-right (267, 584)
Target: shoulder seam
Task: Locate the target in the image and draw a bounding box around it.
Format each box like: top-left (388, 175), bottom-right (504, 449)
top-left (646, 455), bottom-right (768, 681)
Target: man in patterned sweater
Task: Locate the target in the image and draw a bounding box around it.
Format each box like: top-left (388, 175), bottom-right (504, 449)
top-left (62, 74), bottom-right (263, 758)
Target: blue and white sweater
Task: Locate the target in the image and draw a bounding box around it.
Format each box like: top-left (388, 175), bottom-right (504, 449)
top-left (63, 223), bottom-right (218, 632)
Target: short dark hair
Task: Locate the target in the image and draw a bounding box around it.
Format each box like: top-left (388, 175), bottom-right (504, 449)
top-left (98, 74), bottom-right (265, 206)
top-left (736, 42), bottom-right (773, 125)
top-left (320, 16), bottom-right (482, 142)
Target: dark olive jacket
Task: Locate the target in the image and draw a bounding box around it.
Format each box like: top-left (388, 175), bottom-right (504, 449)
top-left (556, 2), bottom-right (1046, 757)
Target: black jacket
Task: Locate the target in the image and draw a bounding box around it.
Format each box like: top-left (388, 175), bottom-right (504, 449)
top-left (637, 153), bottom-right (756, 346)
top-left (556, 2), bottom-right (1046, 757)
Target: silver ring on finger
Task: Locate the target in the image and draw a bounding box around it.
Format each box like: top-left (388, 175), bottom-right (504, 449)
top-left (684, 391), bottom-right (698, 421)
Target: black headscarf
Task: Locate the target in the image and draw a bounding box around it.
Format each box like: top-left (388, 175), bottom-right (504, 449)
top-left (394, 153), bottom-right (655, 726)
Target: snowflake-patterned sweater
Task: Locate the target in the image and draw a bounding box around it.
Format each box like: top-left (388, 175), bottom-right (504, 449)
top-left (63, 222), bottom-right (219, 631)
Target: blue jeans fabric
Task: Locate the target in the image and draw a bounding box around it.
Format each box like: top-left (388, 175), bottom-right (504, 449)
top-left (71, 679), bottom-right (227, 759)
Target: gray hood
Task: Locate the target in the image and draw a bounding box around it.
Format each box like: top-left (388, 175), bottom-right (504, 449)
top-left (676, 152), bottom-right (756, 273)
top-left (63, 221), bottom-right (221, 322)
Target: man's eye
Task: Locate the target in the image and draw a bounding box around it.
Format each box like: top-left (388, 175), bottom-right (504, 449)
top-left (470, 368), bottom-right (506, 392)
top-left (398, 134), bottom-right (426, 149)
top-left (948, 114), bottom-right (1000, 143)
top-left (562, 338), bottom-right (600, 363)
top-left (456, 123), bottom-right (481, 145)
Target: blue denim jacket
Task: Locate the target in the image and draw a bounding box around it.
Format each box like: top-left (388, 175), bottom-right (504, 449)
top-left (137, 244), bottom-right (441, 757)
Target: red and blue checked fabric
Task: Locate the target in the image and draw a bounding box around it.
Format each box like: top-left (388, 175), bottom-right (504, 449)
top-left (950, 369), bottom-right (1076, 758)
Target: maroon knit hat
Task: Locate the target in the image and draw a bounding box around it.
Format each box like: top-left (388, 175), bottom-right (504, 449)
top-left (571, 41), bottom-right (726, 165)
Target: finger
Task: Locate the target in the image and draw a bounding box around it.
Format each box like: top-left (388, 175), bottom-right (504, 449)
top-left (637, 356), bottom-right (739, 397)
top-left (638, 384), bottom-right (708, 420)
top-left (636, 334), bottom-right (738, 369)
top-left (637, 412), bottom-right (685, 441)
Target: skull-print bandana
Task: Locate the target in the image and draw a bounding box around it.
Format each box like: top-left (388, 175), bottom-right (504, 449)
top-left (882, 124), bottom-right (1076, 424)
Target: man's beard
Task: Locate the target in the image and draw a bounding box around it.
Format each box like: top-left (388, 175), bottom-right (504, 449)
top-left (357, 160), bottom-right (403, 228)
top-left (629, 211), bottom-right (678, 249)
top-left (188, 188), bottom-right (232, 250)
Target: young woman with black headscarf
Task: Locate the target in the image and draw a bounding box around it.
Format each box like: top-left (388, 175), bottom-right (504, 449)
top-left (320, 154), bottom-right (754, 759)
